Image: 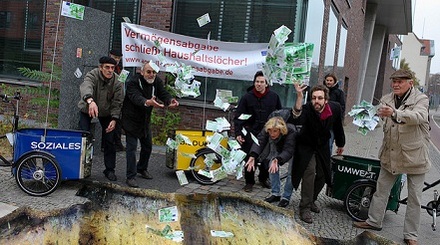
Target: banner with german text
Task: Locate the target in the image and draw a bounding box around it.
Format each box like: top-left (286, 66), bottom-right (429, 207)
top-left (121, 23), bottom-right (267, 81)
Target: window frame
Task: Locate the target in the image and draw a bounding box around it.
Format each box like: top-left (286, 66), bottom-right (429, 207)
top-left (171, 0), bottom-right (307, 108)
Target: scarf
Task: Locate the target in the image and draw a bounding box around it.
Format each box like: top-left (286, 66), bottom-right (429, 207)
top-left (253, 87), bottom-right (269, 98)
top-left (394, 87), bottom-right (412, 109)
top-left (320, 103), bottom-right (333, 120)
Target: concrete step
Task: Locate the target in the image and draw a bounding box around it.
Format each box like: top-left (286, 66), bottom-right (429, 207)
top-left (0, 202), bottom-right (18, 219)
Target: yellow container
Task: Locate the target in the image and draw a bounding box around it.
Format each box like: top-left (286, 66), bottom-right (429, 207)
top-left (165, 129), bottom-right (227, 170)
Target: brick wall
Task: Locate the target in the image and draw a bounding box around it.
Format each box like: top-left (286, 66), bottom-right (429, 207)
top-left (333, 0), bottom-right (366, 113)
top-left (139, 0), bottom-right (173, 31)
top-left (42, 0), bottom-right (65, 88)
top-left (318, 1), bottom-right (330, 81)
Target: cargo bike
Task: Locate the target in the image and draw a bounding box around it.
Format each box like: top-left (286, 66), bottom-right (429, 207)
top-left (0, 92), bottom-right (93, 197)
top-left (329, 154), bottom-right (440, 231)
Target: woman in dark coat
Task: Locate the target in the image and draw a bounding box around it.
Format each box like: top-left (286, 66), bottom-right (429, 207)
top-left (323, 73), bottom-right (346, 154)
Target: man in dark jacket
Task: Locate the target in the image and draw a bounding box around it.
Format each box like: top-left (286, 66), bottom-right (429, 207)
top-left (121, 61), bottom-right (179, 187)
top-left (291, 84), bottom-right (345, 224)
top-left (233, 71), bottom-right (282, 192)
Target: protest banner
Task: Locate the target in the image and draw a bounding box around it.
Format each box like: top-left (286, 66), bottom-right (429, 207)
top-left (121, 23), bottom-right (267, 81)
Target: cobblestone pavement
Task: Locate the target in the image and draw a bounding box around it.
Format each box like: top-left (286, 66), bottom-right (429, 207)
top-left (2, 116), bottom-right (440, 244)
top-left (174, 122), bottom-right (440, 245)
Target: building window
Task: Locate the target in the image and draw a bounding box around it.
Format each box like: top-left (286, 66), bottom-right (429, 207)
top-left (172, 0), bottom-right (307, 107)
top-left (24, 11), bottom-right (43, 51)
top-left (325, 3), bottom-right (347, 84)
top-left (24, 12), bottom-right (40, 30)
top-left (304, 0), bottom-right (324, 87)
top-left (73, 0), bottom-right (141, 51)
top-left (0, 11), bottom-right (12, 29)
top-left (0, 1), bottom-right (44, 78)
top-left (337, 21), bottom-right (348, 83)
top-left (325, 5), bottom-right (338, 71)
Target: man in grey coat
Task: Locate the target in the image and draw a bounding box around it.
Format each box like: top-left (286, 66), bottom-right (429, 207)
top-left (353, 69), bottom-right (431, 245)
top-left (78, 56), bottom-right (124, 181)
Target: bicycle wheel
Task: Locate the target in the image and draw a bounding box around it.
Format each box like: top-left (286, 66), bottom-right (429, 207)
top-left (426, 200), bottom-right (440, 217)
top-left (190, 148), bottom-right (222, 185)
top-left (15, 152), bottom-right (61, 196)
top-left (344, 181), bottom-right (376, 221)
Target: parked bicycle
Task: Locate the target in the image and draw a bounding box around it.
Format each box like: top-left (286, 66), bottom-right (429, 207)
top-left (0, 91), bottom-right (93, 196)
top-left (329, 155), bottom-right (440, 231)
top-left (0, 91), bottom-right (22, 167)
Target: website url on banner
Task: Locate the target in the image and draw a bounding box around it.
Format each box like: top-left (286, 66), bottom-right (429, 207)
top-left (124, 57), bottom-right (233, 76)
top-left (192, 65), bottom-right (233, 76)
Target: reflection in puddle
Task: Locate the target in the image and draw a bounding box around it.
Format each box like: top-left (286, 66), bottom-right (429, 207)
top-left (0, 183), bottom-right (392, 244)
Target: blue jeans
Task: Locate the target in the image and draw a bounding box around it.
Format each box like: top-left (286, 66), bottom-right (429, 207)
top-left (269, 158), bottom-right (294, 200)
top-left (125, 128), bottom-right (152, 179)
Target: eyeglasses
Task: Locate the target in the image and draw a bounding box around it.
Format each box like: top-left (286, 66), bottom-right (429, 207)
top-left (102, 65), bottom-right (115, 70)
top-left (145, 70), bottom-right (157, 75)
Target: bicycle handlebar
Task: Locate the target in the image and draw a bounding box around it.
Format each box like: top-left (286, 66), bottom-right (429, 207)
top-left (1, 91), bottom-right (22, 102)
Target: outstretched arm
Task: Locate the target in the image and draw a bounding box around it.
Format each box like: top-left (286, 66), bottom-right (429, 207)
top-left (292, 83), bottom-right (307, 116)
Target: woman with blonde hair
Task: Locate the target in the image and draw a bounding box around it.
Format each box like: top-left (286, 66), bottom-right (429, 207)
top-left (245, 116), bottom-right (297, 206)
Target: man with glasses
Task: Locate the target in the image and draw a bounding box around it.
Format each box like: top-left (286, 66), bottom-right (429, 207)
top-left (78, 56), bottom-right (124, 181)
top-left (290, 84), bottom-right (345, 224)
top-left (121, 61), bottom-right (179, 188)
